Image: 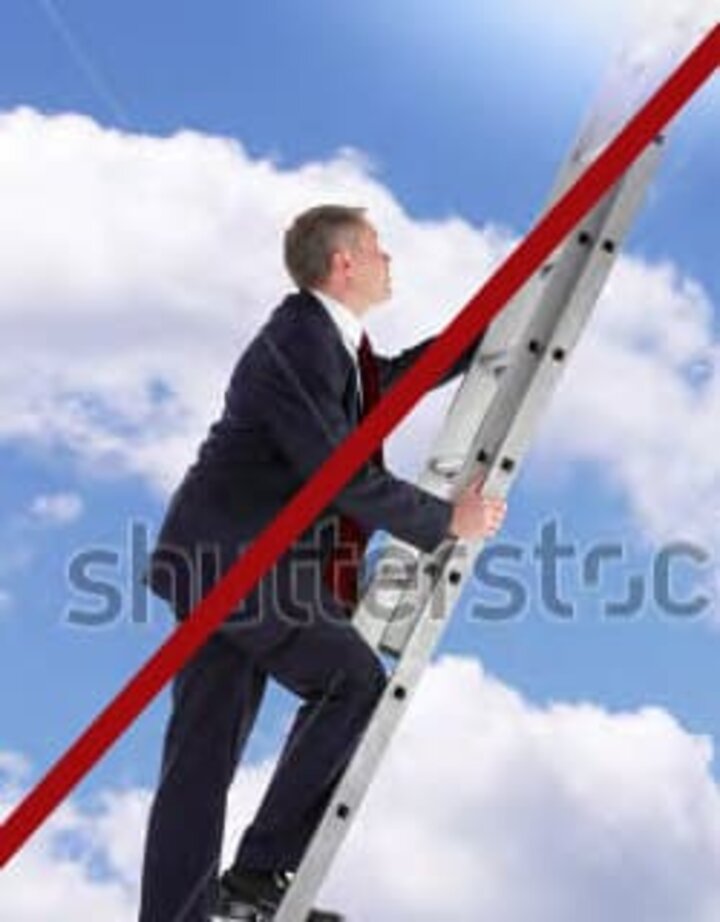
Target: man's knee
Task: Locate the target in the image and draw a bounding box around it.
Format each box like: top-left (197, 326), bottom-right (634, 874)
top-left (334, 646), bottom-right (387, 711)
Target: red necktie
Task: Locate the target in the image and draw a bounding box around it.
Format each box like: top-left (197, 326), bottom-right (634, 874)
top-left (323, 332), bottom-right (383, 609)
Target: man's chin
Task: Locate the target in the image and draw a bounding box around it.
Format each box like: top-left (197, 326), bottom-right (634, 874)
top-left (366, 283), bottom-right (392, 308)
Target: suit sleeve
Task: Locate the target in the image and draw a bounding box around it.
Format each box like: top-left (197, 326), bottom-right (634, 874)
top-left (247, 321), bottom-right (453, 553)
top-left (375, 328), bottom-right (486, 394)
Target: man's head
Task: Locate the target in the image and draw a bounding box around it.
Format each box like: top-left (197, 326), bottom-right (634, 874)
top-left (284, 205), bottom-right (392, 314)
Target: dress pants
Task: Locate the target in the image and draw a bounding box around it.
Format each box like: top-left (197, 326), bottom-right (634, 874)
top-left (137, 602), bottom-right (387, 922)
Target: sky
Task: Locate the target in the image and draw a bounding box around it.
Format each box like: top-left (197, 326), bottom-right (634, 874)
top-left (0, 2), bottom-right (718, 920)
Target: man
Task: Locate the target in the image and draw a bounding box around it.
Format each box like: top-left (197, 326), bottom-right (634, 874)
top-left (138, 205), bottom-right (506, 922)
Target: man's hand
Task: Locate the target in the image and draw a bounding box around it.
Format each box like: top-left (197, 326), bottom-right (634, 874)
top-left (449, 474), bottom-right (507, 541)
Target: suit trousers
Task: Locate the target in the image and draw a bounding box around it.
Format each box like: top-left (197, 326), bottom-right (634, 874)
top-left (137, 602), bottom-right (387, 922)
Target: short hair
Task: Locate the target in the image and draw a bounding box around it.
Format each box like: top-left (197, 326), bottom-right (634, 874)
top-left (284, 204), bottom-right (367, 289)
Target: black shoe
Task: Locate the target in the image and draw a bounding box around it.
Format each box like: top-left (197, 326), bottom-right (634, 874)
top-left (215, 868), bottom-right (290, 918)
top-left (212, 867), bottom-right (344, 921)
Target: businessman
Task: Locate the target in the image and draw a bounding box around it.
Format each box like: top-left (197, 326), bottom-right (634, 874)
top-left (138, 204), bottom-right (506, 921)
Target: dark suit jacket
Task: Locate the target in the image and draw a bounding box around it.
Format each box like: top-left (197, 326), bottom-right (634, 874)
top-left (145, 289), bottom-right (484, 647)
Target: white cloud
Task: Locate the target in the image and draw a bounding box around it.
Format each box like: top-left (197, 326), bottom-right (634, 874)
top-left (571, 0), bottom-right (720, 159)
top-left (0, 493), bottom-right (84, 598)
top-left (533, 257), bottom-right (720, 555)
top-left (0, 588), bottom-right (13, 616)
top-left (0, 106), bottom-right (717, 560)
top-left (499, 0), bottom-right (719, 49)
top-left (29, 491), bottom-right (84, 525)
top-left (0, 106), bottom-right (511, 495)
top-left (0, 749), bottom-right (147, 919)
top-left (620, 0), bottom-right (719, 42)
top-left (327, 657), bottom-right (720, 922)
top-left (2, 656), bottom-right (720, 920)
top-left (484, 0), bottom-right (719, 148)
top-left (0, 751), bottom-right (30, 787)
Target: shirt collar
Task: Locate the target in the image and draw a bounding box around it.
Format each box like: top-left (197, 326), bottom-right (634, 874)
top-left (310, 288), bottom-right (365, 354)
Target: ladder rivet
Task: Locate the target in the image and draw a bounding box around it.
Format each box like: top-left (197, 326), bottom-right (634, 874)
top-left (248, 104), bottom-right (660, 903)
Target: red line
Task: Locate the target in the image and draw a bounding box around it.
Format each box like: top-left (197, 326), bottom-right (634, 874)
top-left (1, 25), bottom-right (717, 867)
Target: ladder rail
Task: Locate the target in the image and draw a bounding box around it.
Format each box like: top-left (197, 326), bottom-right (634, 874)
top-left (272, 135), bottom-right (664, 922)
top-left (368, 140), bottom-right (663, 656)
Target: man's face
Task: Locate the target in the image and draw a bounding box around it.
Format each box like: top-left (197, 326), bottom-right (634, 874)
top-left (344, 221), bottom-right (392, 308)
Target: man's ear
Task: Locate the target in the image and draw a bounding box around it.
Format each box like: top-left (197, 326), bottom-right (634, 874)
top-left (331, 248), bottom-right (352, 278)
top-left (327, 249), bottom-right (342, 275)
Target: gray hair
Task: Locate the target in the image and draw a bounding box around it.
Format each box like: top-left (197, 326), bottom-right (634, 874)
top-left (283, 204), bottom-right (367, 289)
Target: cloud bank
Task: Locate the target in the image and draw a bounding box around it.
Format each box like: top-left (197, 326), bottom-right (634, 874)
top-left (2, 657), bottom-right (720, 921)
top-left (0, 107), bottom-right (717, 556)
top-left (28, 492), bottom-right (84, 526)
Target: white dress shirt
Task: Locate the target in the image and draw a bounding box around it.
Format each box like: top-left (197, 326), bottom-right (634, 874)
top-left (310, 288), bottom-right (366, 409)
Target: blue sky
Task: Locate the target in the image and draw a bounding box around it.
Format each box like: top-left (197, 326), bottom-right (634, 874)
top-left (0, 3), bottom-right (718, 917)
top-left (0, 0), bottom-right (715, 779)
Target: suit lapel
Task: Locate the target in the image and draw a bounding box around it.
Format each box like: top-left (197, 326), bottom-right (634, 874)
top-left (295, 289), bottom-right (361, 423)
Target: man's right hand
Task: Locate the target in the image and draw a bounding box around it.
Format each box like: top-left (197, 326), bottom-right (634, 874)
top-left (449, 474), bottom-right (507, 542)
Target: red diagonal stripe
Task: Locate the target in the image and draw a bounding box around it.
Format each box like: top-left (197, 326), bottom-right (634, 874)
top-left (1, 25), bottom-right (717, 867)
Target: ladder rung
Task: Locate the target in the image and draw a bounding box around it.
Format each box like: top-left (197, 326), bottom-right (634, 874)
top-left (271, 116), bottom-right (666, 922)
